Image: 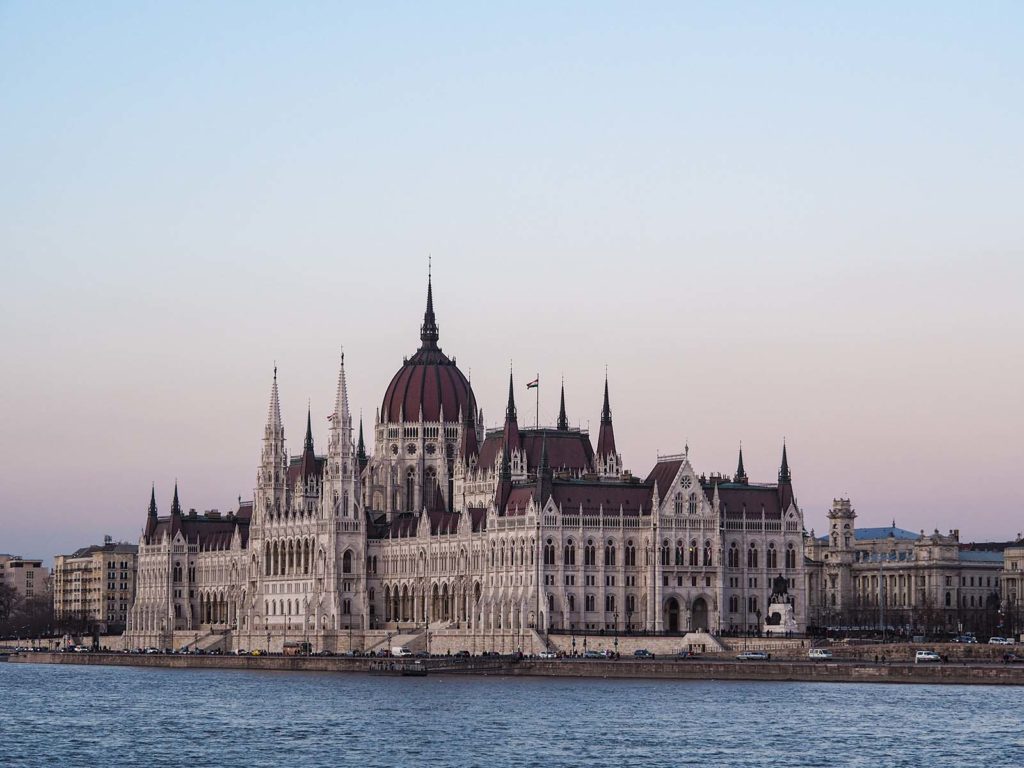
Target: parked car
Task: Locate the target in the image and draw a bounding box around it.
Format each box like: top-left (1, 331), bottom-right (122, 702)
top-left (454, 650), bottom-right (471, 657)
top-left (736, 651), bottom-right (770, 661)
top-left (915, 650), bottom-right (942, 663)
top-left (808, 648), bottom-right (834, 660)
top-left (953, 635), bottom-right (977, 644)
top-left (988, 637), bottom-right (1013, 645)
top-left (1002, 653), bottom-right (1024, 663)
top-left (582, 650), bottom-right (604, 659)
top-left (538, 651), bottom-right (557, 659)
top-left (633, 649), bottom-right (654, 659)
top-left (676, 650), bottom-right (699, 660)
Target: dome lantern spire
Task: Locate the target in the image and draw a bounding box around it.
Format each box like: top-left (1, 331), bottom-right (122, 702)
top-left (419, 258), bottom-right (439, 350)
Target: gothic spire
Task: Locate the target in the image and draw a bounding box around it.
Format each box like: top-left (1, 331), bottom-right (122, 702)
top-left (734, 444), bottom-right (748, 484)
top-left (779, 441), bottom-right (791, 483)
top-left (600, 372), bottom-right (612, 425)
top-left (503, 367), bottom-right (521, 455)
top-left (596, 373), bottom-right (617, 462)
top-left (334, 349), bottom-right (350, 429)
top-left (357, 416), bottom-right (366, 460)
top-left (304, 405), bottom-right (314, 452)
top-left (170, 482), bottom-right (182, 516)
top-left (505, 368), bottom-right (517, 422)
top-left (266, 365), bottom-right (283, 434)
top-left (419, 259), bottom-right (439, 350)
top-left (557, 379), bottom-right (568, 431)
top-left (148, 484), bottom-right (157, 517)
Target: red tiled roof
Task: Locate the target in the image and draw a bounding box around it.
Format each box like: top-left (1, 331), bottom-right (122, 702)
top-left (478, 428), bottom-right (594, 473)
top-left (550, 481), bottom-right (652, 516)
top-left (704, 483), bottom-right (785, 519)
top-left (645, 459), bottom-right (683, 500)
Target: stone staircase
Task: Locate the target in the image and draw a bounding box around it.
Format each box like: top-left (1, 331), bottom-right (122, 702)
top-left (366, 628), bottom-right (426, 655)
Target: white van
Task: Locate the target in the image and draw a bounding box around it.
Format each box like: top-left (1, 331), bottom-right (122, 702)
top-left (391, 646), bottom-right (413, 657)
top-left (915, 650), bottom-right (941, 663)
top-left (808, 648), bottom-right (833, 660)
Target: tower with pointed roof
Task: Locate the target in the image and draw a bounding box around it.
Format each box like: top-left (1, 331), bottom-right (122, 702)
top-left (734, 445), bottom-right (749, 485)
top-left (595, 374), bottom-right (622, 478)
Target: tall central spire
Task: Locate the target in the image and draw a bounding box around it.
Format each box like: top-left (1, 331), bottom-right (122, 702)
top-left (419, 259), bottom-right (439, 350)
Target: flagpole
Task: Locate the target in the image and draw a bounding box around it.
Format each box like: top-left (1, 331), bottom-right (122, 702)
top-left (535, 373), bottom-right (539, 429)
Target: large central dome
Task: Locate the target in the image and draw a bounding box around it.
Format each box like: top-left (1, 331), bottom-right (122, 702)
top-left (380, 274), bottom-right (477, 424)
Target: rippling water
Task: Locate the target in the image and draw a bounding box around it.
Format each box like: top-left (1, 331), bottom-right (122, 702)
top-left (1, 662), bottom-right (1022, 767)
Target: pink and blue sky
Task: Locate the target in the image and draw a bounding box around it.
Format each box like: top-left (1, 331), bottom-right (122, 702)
top-left (1, 3), bottom-right (1022, 560)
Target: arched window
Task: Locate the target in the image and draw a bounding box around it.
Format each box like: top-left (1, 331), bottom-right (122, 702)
top-left (564, 540), bottom-right (576, 566)
top-left (688, 540), bottom-right (698, 567)
top-left (405, 468), bottom-right (416, 511)
top-left (424, 467), bottom-right (437, 510)
top-left (584, 539), bottom-right (596, 566)
top-left (342, 550), bottom-right (352, 574)
top-left (544, 539), bottom-right (555, 566)
top-left (785, 543), bottom-right (796, 570)
top-left (748, 544), bottom-right (758, 569)
top-left (688, 492), bottom-right (698, 514)
top-left (767, 543), bottom-right (778, 570)
top-left (661, 540), bottom-right (670, 567)
top-left (703, 540), bottom-right (712, 567)
top-left (728, 542), bottom-right (739, 569)
top-left (674, 494), bottom-right (683, 515)
top-left (604, 540), bottom-right (616, 567)
top-left (675, 540), bottom-right (684, 566)
top-left (567, 594), bottom-right (575, 613)
top-left (729, 595), bottom-right (739, 613)
top-left (625, 541), bottom-right (636, 567)
top-left (265, 543), bottom-right (271, 576)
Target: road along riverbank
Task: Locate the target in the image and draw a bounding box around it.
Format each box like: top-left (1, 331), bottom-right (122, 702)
top-left (9, 651), bottom-right (1024, 685)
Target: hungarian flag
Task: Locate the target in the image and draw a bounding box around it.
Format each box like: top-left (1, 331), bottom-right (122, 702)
top-left (526, 377), bottom-right (539, 389)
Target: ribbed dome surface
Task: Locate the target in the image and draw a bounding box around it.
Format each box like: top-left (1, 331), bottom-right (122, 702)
top-left (381, 348), bottom-right (476, 424)
top-left (380, 270), bottom-right (477, 424)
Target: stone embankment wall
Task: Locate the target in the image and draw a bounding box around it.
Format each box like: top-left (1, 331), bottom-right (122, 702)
top-left (11, 652), bottom-right (1024, 685)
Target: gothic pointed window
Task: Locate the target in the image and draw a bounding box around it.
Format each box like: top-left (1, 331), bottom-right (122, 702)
top-left (405, 468), bottom-right (416, 511)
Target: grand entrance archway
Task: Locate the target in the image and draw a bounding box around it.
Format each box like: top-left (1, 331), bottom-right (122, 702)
top-left (692, 597), bottom-right (709, 631)
top-left (665, 597), bottom-right (680, 633)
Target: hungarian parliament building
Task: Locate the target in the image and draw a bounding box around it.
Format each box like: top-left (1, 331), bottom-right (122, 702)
top-left (125, 274), bottom-right (811, 653)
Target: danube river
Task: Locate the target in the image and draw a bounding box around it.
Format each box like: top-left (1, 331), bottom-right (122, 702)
top-left (1, 662), bottom-right (1021, 767)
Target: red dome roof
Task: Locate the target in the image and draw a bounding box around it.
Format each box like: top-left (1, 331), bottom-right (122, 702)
top-left (380, 273), bottom-right (477, 424)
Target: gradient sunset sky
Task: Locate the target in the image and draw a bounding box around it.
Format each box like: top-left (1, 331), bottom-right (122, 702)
top-left (2, 3), bottom-right (1022, 561)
